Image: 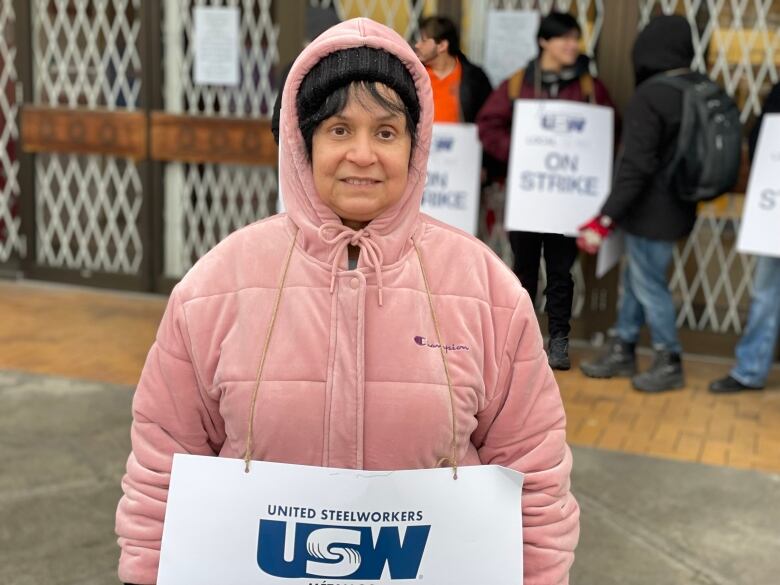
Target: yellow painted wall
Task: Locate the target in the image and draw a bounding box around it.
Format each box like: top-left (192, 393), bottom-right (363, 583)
top-left (339, 0), bottom-right (437, 37)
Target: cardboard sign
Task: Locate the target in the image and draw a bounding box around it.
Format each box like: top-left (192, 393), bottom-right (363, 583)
top-left (421, 123), bottom-right (482, 235)
top-left (193, 6), bottom-right (240, 86)
top-left (737, 114), bottom-right (780, 258)
top-left (158, 455), bottom-right (524, 584)
top-left (597, 230), bottom-right (625, 278)
top-left (504, 100), bottom-right (614, 236)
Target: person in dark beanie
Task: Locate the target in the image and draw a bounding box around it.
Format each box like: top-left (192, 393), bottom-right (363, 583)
top-left (577, 15), bottom-right (698, 392)
top-left (414, 15), bottom-right (492, 124)
top-left (117, 19), bottom-right (578, 585)
top-left (476, 11), bottom-right (616, 370)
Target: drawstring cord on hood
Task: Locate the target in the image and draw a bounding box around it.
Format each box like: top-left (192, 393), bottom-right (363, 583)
top-left (318, 223), bottom-right (385, 306)
top-left (244, 228), bottom-right (298, 473)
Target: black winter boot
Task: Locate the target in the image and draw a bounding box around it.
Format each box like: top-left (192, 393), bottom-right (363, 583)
top-left (548, 337), bottom-right (571, 371)
top-left (580, 335), bottom-right (637, 378)
top-left (632, 348), bottom-right (685, 392)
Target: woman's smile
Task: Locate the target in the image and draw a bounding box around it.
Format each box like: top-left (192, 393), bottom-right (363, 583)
top-left (340, 176), bottom-right (383, 186)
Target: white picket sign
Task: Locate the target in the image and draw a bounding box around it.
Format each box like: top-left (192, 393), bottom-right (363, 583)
top-left (158, 454), bottom-right (524, 584)
top-left (505, 100), bottom-right (614, 236)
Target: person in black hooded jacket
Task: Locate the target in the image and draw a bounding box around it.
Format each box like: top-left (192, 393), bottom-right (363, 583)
top-left (577, 15), bottom-right (698, 393)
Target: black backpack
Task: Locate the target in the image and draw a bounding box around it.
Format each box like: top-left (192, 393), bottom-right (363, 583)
top-left (650, 71), bottom-right (742, 202)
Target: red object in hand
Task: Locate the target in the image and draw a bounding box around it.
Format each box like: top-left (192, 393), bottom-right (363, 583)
top-left (577, 215), bottom-right (613, 254)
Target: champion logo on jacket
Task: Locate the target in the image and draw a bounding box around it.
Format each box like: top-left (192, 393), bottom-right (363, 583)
top-left (413, 336), bottom-right (470, 352)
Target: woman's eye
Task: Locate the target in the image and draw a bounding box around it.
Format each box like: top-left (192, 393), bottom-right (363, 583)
top-left (377, 129), bottom-right (396, 140)
top-left (331, 126), bottom-right (348, 136)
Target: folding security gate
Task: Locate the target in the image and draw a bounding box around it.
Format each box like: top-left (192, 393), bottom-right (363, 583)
top-left (0, 2), bottom-right (23, 270)
top-left (15, 0), bottom-right (150, 288)
top-left (158, 0), bottom-right (280, 280)
top-left (10, 0), bottom-right (280, 291)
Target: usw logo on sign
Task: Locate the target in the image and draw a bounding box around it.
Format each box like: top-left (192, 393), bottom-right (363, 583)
top-left (540, 113), bottom-right (586, 134)
top-left (256, 520), bottom-right (431, 580)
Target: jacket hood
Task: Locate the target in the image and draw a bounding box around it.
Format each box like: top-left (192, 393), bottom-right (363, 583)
top-left (632, 15), bottom-right (694, 85)
top-left (278, 18), bottom-right (433, 274)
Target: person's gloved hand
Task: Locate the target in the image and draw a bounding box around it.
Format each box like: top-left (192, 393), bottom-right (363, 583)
top-left (577, 215), bottom-right (613, 254)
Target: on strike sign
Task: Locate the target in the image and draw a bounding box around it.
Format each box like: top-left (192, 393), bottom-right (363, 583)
top-left (421, 123), bottom-right (482, 235)
top-left (504, 100), bottom-right (614, 236)
top-left (737, 114), bottom-right (780, 258)
top-left (157, 455), bottom-right (524, 584)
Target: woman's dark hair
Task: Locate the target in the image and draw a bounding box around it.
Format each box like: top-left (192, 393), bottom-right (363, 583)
top-left (419, 16), bottom-right (461, 56)
top-left (297, 47), bottom-right (420, 161)
top-left (537, 11), bottom-right (581, 42)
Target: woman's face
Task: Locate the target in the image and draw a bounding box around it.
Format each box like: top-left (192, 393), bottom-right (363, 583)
top-left (311, 84), bottom-right (412, 227)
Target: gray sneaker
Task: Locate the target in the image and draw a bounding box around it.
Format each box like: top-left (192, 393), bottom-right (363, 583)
top-left (632, 348), bottom-right (685, 392)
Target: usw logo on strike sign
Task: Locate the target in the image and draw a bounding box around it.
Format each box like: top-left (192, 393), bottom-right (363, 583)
top-left (540, 113), bottom-right (586, 134)
top-left (433, 135), bottom-right (454, 152)
top-left (256, 520), bottom-right (431, 580)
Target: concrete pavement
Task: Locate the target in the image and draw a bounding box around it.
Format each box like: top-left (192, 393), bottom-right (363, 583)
top-left (2, 370), bottom-right (778, 585)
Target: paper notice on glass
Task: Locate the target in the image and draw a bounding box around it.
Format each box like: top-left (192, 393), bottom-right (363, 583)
top-left (193, 6), bottom-right (240, 86)
top-left (737, 114), bottom-right (780, 258)
top-left (596, 230), bottom-right (624, 278)
top-left (483, 10), bottom-right (539, 87)
top-left (158, 454), bottom-right (524, 585)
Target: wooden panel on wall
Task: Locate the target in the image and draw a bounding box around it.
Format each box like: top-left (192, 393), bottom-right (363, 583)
top-left (596, 0), bottom-right (640, 113)
top-left (20, 106), bottom-right (147, 160)
top-left (150, 113), bottom-right (277, 166)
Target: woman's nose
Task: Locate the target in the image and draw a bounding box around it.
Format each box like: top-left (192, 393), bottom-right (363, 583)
top-left (345, 134), bottom-right (377, 165)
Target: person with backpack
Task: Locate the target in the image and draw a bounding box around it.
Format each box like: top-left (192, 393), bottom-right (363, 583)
top-left (476, 11), bottom-right (616, 371)
top-left (577, 15), bottom-right (741, 392)
top-left (709, 81), bottom-right (780, 393)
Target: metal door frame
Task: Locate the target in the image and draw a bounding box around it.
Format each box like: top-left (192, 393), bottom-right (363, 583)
top-left (14, 0), bottom-right (157, 291)
top-left (12, 0), bottom-right (283, 293)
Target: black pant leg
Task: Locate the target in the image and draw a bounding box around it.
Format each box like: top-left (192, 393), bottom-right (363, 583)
top-left (509, 231), bottom-right (543, 302)
top-left (542, 234), bottom-right (579, 338)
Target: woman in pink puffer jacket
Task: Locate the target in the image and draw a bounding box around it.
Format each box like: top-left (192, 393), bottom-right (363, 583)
top-left (116, 18), bottom-right (579, 585)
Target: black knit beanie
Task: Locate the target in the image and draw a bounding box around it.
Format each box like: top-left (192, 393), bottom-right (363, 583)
top-left (296, 46), bottom-right (420, 151)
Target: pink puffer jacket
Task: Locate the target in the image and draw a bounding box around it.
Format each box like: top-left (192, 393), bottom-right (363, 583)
top-left (116, 18), bottom-right (579, 585)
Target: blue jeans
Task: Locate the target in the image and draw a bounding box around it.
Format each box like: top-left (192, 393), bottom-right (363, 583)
top-left (731, 255), bottom-right (780, 387)
top-left (614, 234), bottom-right (682, 353)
